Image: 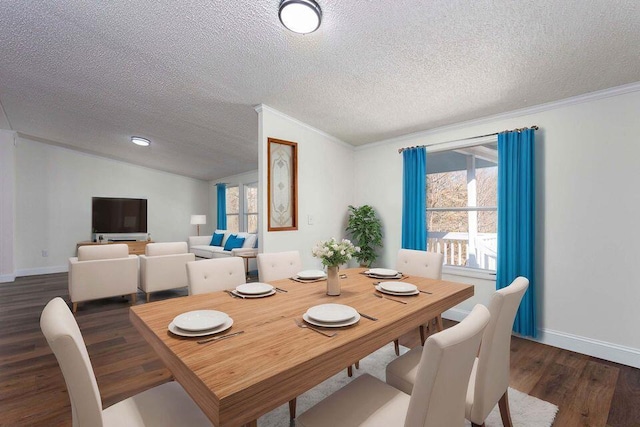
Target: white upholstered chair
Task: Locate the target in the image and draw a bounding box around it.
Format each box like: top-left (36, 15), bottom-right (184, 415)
top-left (68, 244), bottom-right (139, 313)
top-left (386, 277), bottom-right (529, 427)
top-left (40, 297), bottom-right (213, 426)
top-left (393, 249), bottom-right (444, 353)
top-left (256, 251), bottom-right (303, 282)
top-left (297, 304), bottom-right (490, 427)
top-left (139, 242), bottom-right (195, 302)
top-left (186, 257), bottom-right (246, 295)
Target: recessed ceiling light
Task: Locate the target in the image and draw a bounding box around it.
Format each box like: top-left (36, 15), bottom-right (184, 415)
top-left (131, 136), bottom-right (150, 147)
top-left (279, 0), bottom-right (322, 34)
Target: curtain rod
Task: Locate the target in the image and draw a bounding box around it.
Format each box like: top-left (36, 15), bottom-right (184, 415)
top-left (397, 125), bottom-right (539, 154)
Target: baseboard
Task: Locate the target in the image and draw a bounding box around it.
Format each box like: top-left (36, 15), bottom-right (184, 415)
top-left (0, 273), bottom-right (16, 283)
top-left (16, 265), bottom-right (68, 277)
top-left (442, 308), bottom-right (640, 369)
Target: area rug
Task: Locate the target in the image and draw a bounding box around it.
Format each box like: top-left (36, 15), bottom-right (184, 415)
top-left (258, 343), bottom-right (558, 427)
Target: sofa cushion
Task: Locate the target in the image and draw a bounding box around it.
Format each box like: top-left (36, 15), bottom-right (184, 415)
top-left (210, 232), bottom-right (224, 247)
top-left (223, 234), bottom-right (246, 251)
top-left (237, 232), bottom-right (257, 249)
top-left (190, 245), bottom-right (227, 259)
top-left (78, 244), bottom-right (129, 261)
top-left (146, 242), bottom-right (188, 256)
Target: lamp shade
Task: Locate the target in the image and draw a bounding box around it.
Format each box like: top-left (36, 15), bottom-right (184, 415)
top-left (190, 215), bottom-right (206, 225)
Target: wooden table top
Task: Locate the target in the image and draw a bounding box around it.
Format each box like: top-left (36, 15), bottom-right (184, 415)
top-left (129, 267), bottom-right (473, 427)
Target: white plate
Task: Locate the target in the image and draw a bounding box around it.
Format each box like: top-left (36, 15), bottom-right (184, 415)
top-left (231, 289), bottom-right (276, 298)
top-left (368, 268), bottom-right (399, 277)
top-left (303, 312), bottom-right (360, 328)
top-left (297, 269), bottom-right (327, 280)
top-left (172, 310), bottom-right (229, 332)
top-left (306, 303), bottom-right (358, 323)
top-left (375, 284), bottom-right (419, 296)
top-left (168, 317), bottom-right (234, 337)
top-left (379, 281), bottom-right (418, 293)
top-left (235, 282), bottom-right (274, 295)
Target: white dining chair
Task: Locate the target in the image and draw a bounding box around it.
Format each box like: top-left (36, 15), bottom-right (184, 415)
top-left (186, 257), bottom-right (246, 295)
top-left (40, 297), bottom-right (213, 426)
top-left (256, 250), bottom-right (303, 282)
top-left (297, 304), bottom-right (490, 427)
top-left (386, 277), bottom-right (529, 427)
top-left (393, 249), bottom-right (444, 354)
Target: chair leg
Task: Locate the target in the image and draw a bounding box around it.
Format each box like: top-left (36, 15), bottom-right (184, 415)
top-left (131, 293), bottom-right (137, 304)
top-left (498, 390), bottom-right (513, 427)
top-left (471, 423), bottom-right (485, 427)
top-left (347, 365), bottom-right (353, 377)
top-left (419, 325), bottom-right (426, 344)
top-left (72, 302), bottom-right (78, 313)
top-left (289, 398), bottom-right (296, 420)
top-left (146, 292), bottom-right (151, 303)
top-left (435, 314), bottom-right (444, 332)
top-left (354, 361), bottom-right (359, 369)
top-left (394, 339), bottom-right (400, 356)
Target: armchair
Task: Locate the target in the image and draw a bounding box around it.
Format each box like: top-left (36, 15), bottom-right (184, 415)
top-left (139, 242), bottom-right (195, 302)
top-left (68, 244), bottom-right (138, 312)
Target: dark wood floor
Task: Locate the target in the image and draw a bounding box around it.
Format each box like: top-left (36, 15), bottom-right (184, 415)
top-left (1, 273), bottom-right (639, 426)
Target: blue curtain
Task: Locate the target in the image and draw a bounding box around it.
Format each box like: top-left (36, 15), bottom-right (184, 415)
top-left (497, 129), bottom-right (536, 337)
top-left (216, 183), bottom-right (227, 230)
top-left (401, 147), bottom-right (427, 250)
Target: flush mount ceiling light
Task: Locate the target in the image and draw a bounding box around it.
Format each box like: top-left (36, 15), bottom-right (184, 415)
top-left (130, 136), bottom-right (150, 147)
top-left (279, 0), bottom-right (322, 34)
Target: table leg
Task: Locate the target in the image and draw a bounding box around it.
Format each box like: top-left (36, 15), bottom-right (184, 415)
top-left (244, 257), bottom-right (250, 280)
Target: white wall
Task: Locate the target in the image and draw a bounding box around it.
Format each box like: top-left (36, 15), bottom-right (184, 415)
top-left (257, 106), bottom-right (355, 269)
top-left (353, 85), bottom-right (640, 367)
top-left (0, 131), bottom-right (16, 282)
top-left (15, 136), bottom-right (211, 276)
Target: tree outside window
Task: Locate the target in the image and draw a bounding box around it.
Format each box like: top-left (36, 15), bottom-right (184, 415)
top-left (226, 186), bottom-right (239, 233)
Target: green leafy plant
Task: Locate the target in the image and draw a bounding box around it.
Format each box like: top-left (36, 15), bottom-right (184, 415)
top-left (346, 205), bottom-right (383, 267)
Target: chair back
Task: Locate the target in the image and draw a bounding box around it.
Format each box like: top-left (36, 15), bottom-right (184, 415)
top-left (145, 241), bottom-right (188, 256)
top-left (468, 276), bottom-right (529, 422)
top-left (186, 257), bottom-right (246, 295)
top-left (77, 244), bottom-right (128, 261)
top-left (405, 304), bottom-right (490, 427)
top-left (40, 297), bottom-right (104, 427)
top-left (257, 251), bottom-right (303, 282)
top-left (396, 249), bottom-right (444, 279)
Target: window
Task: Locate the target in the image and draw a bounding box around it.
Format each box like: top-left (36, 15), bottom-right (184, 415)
top-left (244, 182), bottom-right (258, 234)
top-left (427, 140), bottom-right (497, 272)
top-left (226, 186), bottom-right (239, 233)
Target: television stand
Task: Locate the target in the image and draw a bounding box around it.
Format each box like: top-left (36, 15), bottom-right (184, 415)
top-left (76, 241), bottom-right (153, 256)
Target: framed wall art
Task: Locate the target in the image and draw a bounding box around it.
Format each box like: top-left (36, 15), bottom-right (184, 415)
top-left (267, 138), bottom-right (298, 231)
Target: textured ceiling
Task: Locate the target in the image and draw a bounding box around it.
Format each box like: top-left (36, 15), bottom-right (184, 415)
top-left (1, 1), bottom-right (639, 180)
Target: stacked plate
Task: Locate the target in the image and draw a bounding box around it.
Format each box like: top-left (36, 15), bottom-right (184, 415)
top-left (168, 310), bottom-right (234, 337)
top-left (365, 268), bottom-right (402, 279)
top-left (303, 303), bottom-right (360, 327)
top-left (294, 270), bottom-right (327, 281)
top-left (375, 281), bottom-right (419, 296)
top-left (231, 282), bottom-right (276, 298)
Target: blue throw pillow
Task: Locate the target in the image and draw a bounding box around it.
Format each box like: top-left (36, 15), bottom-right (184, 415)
top-left (223, 234), bottom-right (245, 251)
top-left (210, 232), bottom-right (224, 247)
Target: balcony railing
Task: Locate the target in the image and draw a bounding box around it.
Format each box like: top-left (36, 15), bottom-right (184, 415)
top-left (427, 232), bottom-right (497, 271)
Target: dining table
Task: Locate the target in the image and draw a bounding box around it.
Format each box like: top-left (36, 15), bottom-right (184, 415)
top-left (129, 267), bottom-right (474, 427)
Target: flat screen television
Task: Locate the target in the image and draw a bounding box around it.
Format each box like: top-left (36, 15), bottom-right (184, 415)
top-left (92, 197), bottom-right (147, 233)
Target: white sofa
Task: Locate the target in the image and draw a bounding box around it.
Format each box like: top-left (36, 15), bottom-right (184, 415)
top-left (68, 244), bottom-right (139, 312)
top-left (139, 242), bottom-right (195, 302)
top-left (188, 230), bottom-right (257, 259)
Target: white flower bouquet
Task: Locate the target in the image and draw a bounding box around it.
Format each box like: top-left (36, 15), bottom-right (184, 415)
top-left (312, 238), bottom-right (360, 267)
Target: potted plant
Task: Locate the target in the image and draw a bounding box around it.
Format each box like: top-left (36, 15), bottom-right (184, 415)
top-left (346, 205), bottom-right (383, 267)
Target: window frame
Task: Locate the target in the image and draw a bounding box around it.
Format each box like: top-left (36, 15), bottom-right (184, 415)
top-left (425, 135), bottom-right (498, 279)
top-left (243, 181), bottom-right (258, 234)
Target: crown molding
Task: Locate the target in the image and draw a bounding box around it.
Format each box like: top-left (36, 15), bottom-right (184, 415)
top-left (356, 81), bottom-right (640, 151)
top-left (255, 104), bottom-right (353, 150)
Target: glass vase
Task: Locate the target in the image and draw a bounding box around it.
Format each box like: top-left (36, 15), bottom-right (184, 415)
top-left (326, 266), bottom-right (340, 296)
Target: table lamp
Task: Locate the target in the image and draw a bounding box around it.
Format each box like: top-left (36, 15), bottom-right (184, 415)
top-left (190, 215), bottom-right (206, 236)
